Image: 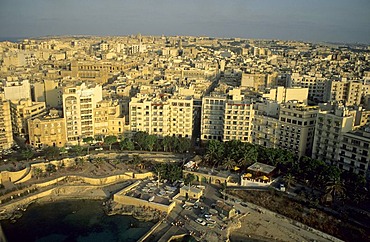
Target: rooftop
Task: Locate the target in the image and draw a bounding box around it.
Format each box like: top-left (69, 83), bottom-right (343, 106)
top-left (247, 162), bottom-right (276, 174)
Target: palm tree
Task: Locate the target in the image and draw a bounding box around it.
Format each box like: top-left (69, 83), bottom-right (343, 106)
top-left (21, 147), bottom-right (34, 162)
top-left (222, 157), bottom-right (236, 170)
top-left (204, 140), bottom-right (224, 166)
top-left (283, 173), bottom-right (295, 189)
top-left (239, 143), bottom-right (258, 167)
top-left (325, 178), bottom-right (346, 202)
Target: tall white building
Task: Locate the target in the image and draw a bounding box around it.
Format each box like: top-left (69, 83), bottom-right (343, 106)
top-left (201, 89), bottom-right (254, 142)
top-left (0, 94), bottom-right (13, 150)
top-left (312, 105), bottom-right (354, 165)
top-left (129, 94), bottom-right (193, 138)
top-left (63, 83), bottom-right (102, 145)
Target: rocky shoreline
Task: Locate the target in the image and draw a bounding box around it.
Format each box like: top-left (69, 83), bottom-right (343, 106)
top-left (103, 199), bottom-right (165, 222)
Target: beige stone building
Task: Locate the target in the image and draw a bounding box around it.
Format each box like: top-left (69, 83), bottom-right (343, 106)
top-left (3, 79), bottom-right (31, 101)
top-left (262, 86), bottom-right (309, 104)
top-left (312, 106), bottom-right (355, 165)
top-left (66, 61), bottom-right (138, 84)
top-left (277, 102), bottom-right (318, 157)
top-left (325, 80), bottom-right (370, 106)
top-left (129, 95), bottom-right (193, 138)
top-left (201, 89), bottom-right (254, 142)
top-left (28, 110), bottom-right (66, 148)
top-left (94, 99), bottom-right (125, 137)
top-left (338, 127), bottom-right (370, 176)
top-left (252, 101), bottom-right (318, 157)
top-left (10, 99), bottom-right (46, 138)
top-left (0, 95), bottom-right (13, 150)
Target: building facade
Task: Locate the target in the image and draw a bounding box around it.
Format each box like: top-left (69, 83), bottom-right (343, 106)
top-left (28, 110), bottom-right (67, 148)
top-left (0, 95), bottom-right (13, 150)
top-left (10, 99), bottom-right (46, 138)
top-left (63, 83), bottom-right (102, 145)
top-left (129, 94), bottom-right (193, 138)
top-left (338, 127), bottom-right (370, 177)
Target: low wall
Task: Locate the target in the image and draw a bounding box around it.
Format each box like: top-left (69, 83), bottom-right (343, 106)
top-left (114, 195), bottom-right (175, 214)
top-left (134, 172), bottom-right (153, 179)
top-left (138, 220), bottom-right (164, 242)
top-left (0, 168), bottom-right (28, 183)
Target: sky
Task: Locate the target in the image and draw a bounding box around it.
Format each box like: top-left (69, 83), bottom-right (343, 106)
top-left (0, 0), bottom-right (369, 43)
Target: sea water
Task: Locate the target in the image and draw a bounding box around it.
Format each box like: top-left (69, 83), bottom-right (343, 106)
top-left (1, 200), bottom-right (154, 242)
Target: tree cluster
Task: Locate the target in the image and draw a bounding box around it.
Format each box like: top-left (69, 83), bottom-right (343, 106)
top-left (153, 162), bottom-right (182, 183)
top-left (204, 139), bottom-right (368, 202)
top-left (120, 132), bottom-right (191, 153)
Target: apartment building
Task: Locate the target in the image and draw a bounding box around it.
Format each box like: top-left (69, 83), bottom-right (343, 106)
top-left (312, 106), bottom-right (354, 165)
top-left (324, 80), bottom-right (370, 106)
top-left (262, 86), bottom-right (309, 104)
top-left (201, 95), bottom-right (226, 141)
top-left (28, 110), bottom-right (66, 148)
top-left (289, 73), bottom-right (328, 102)
top-left (201, 89), bottom-right (254, 142)
top-left (0, 95), bottom-right (13, 150)
top-left (223, 93), bottom-right (254, 142)
top-left (10, 99), bottom-right (46, 138)
top-left (94, 99), bottom-right (125, 137)
top-left (67, 61), bottom-right (138, 84)
top-left (129, 95), bottom-right (193, 138)
top-left (278, 102), bottom-right (318, 157)
top-left (63, 83), bottom-right (102, 145)
top-left (338, 127), bottom-right (370, 176)
top-left (3, 79), bottom-right (31, 101)
top-left (32, 80), bottom-right (63, 108)
top-left (252, 100), bottom-right (318, 157)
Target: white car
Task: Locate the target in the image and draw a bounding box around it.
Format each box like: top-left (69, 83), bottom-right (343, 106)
top-left (195, 218), bottom-right (206, 226)
top-left (204, 214), bottom-right (212, 218)
top-left (207, 219), bottom-right (216, 224)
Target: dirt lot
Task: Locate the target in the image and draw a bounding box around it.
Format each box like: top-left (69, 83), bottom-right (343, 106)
top-left (229, 189), bottom-right (370, 242)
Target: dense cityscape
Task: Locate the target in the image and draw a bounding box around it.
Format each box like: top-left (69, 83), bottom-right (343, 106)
top-left (0, 35), bottom-right (369, 241)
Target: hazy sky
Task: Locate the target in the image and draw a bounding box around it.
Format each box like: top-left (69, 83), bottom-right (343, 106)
top-left (0, 0), bottom-right (369, 43)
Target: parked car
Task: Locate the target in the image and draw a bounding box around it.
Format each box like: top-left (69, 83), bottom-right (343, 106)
top-left (206, 219), bottom-right (216, 224)
top-left (280, 184), bottom-right (286, 192)
top-left (240, 202), bottom-right (248, 207)
top-left (195, 218), bottom-right (206, 226)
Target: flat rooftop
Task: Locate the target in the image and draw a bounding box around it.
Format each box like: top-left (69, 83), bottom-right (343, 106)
top-left (247, 162), bottom-right (276, 174)
top-left (124, 179), bottom-right (178, 206)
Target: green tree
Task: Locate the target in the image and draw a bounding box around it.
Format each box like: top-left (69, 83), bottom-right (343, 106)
top-left (222, 157), bottom-right (236, 170)
top-left (133, 131), bottom-right (148, 150)
top-left (145, 135), bottom-right (157, 151)
top-left (104, 135), bottom-right (117, 150)
top-left (162, 136), bottom-right (172, 152)
top-left (283, 173), bottom-right (295, 189)
top-left (170, 136), bottom-right (180, 152)
top-left (204, 140), bottom-right (224, 167)
top-left (239, 143), bottom-right (258, 167)
top-left (21, 147), bottom-right (34, 162)
top-left (177, 137), bottom-right (191, 153)
top-left (119, 138), bottom-right (135, 151)
top-left (45, 163), bottom-right (57, 173)
top-left (83, 136), bottom-right (94, 154)
top-left (71, 145), bottom-right (84, 156)
top-left (43, 146), bottom-right (60, 160)
top-left (325, 178), bottom-right (346, 202)
top-left (184, 173), bottom-right (196, 186)
top-left (32, 167), bottom-right (43, 179)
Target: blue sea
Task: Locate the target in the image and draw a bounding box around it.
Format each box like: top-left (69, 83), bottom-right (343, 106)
top-left (1, 200), bottom-right (154, 242)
